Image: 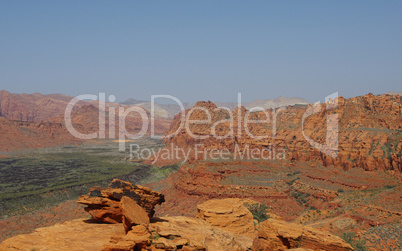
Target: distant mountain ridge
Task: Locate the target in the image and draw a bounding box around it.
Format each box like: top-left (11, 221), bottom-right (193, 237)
top-left (121, 96), bottom-right (311, 118)
top-left (120, 98), bottom-right (148, 105)
top-left (0, 90), bottom-right (81, 122)
top-left (0, 90), bottom-right (171, 152)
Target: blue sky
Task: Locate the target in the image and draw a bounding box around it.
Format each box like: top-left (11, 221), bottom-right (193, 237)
top-left (1, 1), bottom-right (401, 103)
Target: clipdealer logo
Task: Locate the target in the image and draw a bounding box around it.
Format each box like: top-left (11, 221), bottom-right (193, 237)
top-left (64, 92), bottom-right (338, 160)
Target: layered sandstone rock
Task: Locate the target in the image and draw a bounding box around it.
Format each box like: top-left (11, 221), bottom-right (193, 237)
top-left (165, 93), bottom-right (402, 171)
top-left (196, 198), bottom-right (257, 238)
top-left (77, 179), bottom-right (164, 223)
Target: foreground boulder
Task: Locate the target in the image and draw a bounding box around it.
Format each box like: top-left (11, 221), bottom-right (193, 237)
top-left (105, 197), bottom-right (257, 250)
top-left (77, 179), bottom-right (164, 223)
top-left (120, 196), bottom-right (150, 233)
top-left (196, 198), bottom-right (257, 239)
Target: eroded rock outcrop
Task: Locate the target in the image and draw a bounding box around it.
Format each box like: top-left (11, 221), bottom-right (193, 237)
top-left (77, 179), bottom-right (164, 223)
top-left (196, 198), bottom-right (257, 239)
top-left (0, 182), bottom-right (354, 251)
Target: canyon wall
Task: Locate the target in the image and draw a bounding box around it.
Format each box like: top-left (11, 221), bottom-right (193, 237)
top-left (165, 93), bottom-right (402, 171)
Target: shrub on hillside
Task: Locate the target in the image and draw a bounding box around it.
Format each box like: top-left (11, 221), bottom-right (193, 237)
top-left (245, 203), bottom-right (270, 222)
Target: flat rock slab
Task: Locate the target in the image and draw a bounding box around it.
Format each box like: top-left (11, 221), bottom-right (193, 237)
top-left (0, 219), bottom-right (125, 251)
top-left (120, 196), bottom-right (150, 232)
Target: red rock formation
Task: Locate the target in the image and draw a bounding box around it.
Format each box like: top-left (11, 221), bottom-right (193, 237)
top-left (0, 90), bottom-right (81, 122)
top-left (49, 103), bottom-right (171, 137)
top-left (77, 179), bottom-right (164, 223)
top-left (0, 90), bottom-right (172, 152)
top-left (196, 198), bottom-right (258, 239)
top-left (165, 94), bottom-right (402, 171)
top-left (120, 196), bottom-right (150, 233)
top-left (0, 196), bottom-right (354, 251)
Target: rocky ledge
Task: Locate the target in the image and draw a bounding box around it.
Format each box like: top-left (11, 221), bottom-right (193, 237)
top-left (0, 180), bottom-right (353, 251)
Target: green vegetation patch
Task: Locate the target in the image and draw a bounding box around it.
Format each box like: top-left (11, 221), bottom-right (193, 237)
top-left (0, 138), bottom-right (179, 217)
top-left (245, 202), bottom-right (270, 222)
top-left (0, 152), bottom-right (141, 201)
top-left (342, 231), bottom-right (369, 251)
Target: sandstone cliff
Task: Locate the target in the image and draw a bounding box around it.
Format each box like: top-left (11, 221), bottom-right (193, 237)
top-left (165, 93), bottom-right (402, 171)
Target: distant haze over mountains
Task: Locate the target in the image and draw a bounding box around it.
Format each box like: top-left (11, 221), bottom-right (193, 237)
top-left (387, 91), bottom-right (402, 95)
top-left (0, 89), bottom-right (401, 152)
top-left (0, 90), bottom-right (310, 121)
top-left (0, 90), bottom-right (172, 152)
top-left (121, 96), bottom-right (311, 118)
top-left (1, 90), bottom-right (400, 121)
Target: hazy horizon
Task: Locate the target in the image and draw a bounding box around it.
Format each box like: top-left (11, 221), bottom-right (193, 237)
top-left (1, 1), bottom-right (401, 103)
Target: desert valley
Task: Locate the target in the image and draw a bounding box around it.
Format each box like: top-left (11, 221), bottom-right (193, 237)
top-left (0, 90), bottom-right (400, 250)
top-left (1, 1), bottom-right (401, 250)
